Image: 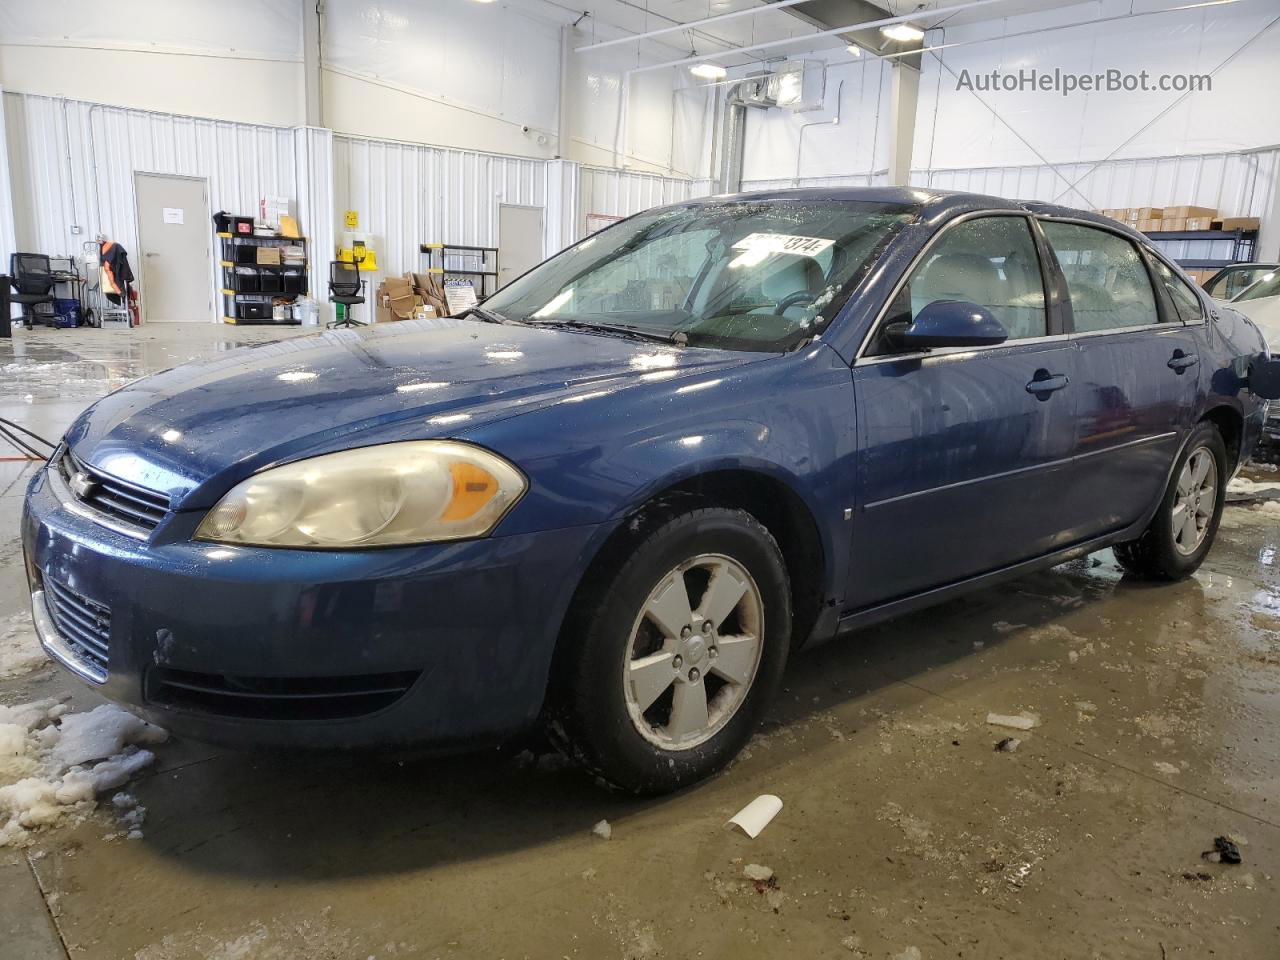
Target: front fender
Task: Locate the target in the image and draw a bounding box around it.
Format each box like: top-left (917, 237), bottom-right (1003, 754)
top-left (462, 343), bottom-right (858, 593)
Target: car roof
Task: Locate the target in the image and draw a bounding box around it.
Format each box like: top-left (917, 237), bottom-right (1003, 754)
top-left (681, 187), bottom-right (1147, 241)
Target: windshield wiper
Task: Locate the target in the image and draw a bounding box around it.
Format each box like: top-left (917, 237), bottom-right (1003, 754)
top-left (465, 305), bottom-right (514, 325)
top-left (535, 319), bottom-right (686, 345)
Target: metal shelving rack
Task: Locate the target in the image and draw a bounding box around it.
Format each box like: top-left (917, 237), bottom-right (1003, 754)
top-left (1143, 227), bottom-right (1259, 271)
top-left (419, 243), bottom-right (499, 299)
top-left (216, 230), bottom-right (308, 325)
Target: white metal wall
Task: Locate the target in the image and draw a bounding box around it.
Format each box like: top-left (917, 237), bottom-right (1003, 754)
top-left (909, 150), bottom-right (1280, 218)
top-left (575, 165), bottom-right (699, 234)
top-left (3, 92), bottom-right (309, 321)
top-left (331, 134), bottom-right (547, 295)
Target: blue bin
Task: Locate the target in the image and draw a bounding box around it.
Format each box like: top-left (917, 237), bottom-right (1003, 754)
top-left (53, 298), bottom-right (81, 328)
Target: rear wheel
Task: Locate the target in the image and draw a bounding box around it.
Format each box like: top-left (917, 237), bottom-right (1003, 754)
top-left (1112, 422), bottom-right (1227, 580)
top-left (548, 507), bottom-right (790, 794)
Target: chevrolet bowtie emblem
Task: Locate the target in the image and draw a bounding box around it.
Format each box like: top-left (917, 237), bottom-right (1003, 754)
top-left (70, 471), bottom-right (97, 500)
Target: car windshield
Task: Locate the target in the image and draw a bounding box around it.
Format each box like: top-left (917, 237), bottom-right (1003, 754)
top-left (1233, 270), bottom-right (1280, 302)
top-left (482, 199), bottom-right (917, 351)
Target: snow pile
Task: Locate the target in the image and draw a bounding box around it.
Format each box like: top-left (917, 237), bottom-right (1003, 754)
top-left (0, 614), bottom-right (48, 679)
top-left (0, 700), bottom-right (167, 847)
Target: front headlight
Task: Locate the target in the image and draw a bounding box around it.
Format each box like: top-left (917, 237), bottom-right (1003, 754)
top-left (194, 441), bottom-right (526, 548)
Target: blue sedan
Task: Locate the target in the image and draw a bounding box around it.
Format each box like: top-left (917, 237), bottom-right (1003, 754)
top-left (22, 188), bottom-right (1276, 793)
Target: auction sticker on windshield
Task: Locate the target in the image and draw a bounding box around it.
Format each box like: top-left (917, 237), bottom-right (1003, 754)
top-left (732, 233), bottom-right (835, 257)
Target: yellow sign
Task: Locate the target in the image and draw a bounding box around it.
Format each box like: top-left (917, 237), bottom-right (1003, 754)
top-left (344, 210), bottom-right (359, 229)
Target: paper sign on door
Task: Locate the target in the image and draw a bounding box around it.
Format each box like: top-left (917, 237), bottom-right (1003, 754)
top-left (162, 208), bottom-right (184, 224)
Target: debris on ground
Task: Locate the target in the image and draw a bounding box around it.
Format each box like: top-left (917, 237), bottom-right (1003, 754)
top-left (743, 863), bottom-right (774, 882)
top-left (992, 621), bottom-right (1023, 634)
top-left (994, 737), bottom-right (1021, 753)
top-left (591, 819), bottom-right (612, 840)
top-left (727, 793), bottom-right (783, 838)
top-left (1203, 836), bottom-right (1242, 864)
top-left (1181, 871), bottom-right (1213, 882)
top-left (892, 948), bottom-right (923, 960)
top-left (1152, 761), bottom-right (1180, 776)
top-left (0, 700), bottom-right (167, 847)
top-left (0, 614), bottom-right (47, 679)
top-left (986, 712), bottom-right (1038, 731)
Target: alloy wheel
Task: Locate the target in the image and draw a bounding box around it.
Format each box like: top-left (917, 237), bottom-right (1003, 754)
top-left (1172, 446), bottom-right (1217, 556)
top-left (622, 554), bottom-right (764, 750)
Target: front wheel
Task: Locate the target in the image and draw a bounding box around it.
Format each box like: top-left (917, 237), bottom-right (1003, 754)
top-left (548, 507), bottom-right (791, 794)
top-left (1112, 422), bottom-right (1227, 580)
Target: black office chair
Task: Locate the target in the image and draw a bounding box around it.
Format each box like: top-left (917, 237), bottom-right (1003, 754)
top-left (327, 261), bottom-right (365, 328)
top-left (9, 253), bottom-right (56, 329)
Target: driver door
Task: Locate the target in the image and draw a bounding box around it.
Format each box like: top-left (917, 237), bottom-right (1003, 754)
top-left (846, 214), bottom-right (1078, 609)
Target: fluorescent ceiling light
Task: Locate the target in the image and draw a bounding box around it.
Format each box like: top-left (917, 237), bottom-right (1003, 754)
top-left (846, 44), bottom-right (862, 56)
top-left (690, 62), bottom-right (727, 80)
top-left (881, 22), bottom-right (924, 42)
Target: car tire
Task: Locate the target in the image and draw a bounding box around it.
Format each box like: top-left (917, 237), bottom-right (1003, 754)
top-left (548, 506), bottom-right (791, 794)
top-left (1112, 422), bottom-right (1227, 581)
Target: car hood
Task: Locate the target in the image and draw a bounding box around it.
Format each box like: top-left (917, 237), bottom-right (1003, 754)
top-left (1229, 295), bottom-right (1280, 343)
top-left (64, 318), bottom-right (763, 501)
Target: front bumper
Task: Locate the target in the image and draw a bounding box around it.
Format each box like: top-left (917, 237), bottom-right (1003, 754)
top-left (22, 463), bottom-right (606, 751)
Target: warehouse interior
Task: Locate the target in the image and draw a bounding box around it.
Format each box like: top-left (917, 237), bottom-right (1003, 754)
top-left (3, 1), bottom-right (1280, 957)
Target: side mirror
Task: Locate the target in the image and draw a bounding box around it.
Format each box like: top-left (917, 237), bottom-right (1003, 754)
top-left (885, 300), bottom-right (1009, 350)
top-left (1250, 354), bottom-right (1280, 400)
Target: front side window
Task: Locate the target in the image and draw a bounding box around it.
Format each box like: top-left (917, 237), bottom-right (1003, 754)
top-left (873, 215), bottom-right (1047, 352)
top-left (1151, 258), bottom-right (1204, 323)
top-left (1041, 222), bottom-right (1159, 332)
top-left (483, 200), bottom-right (917, 352)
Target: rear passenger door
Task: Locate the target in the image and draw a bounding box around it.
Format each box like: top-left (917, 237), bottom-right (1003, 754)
top-left (1039, 221), bottom-right (1200, 539)
top-left (848, 214), bottom-right (1077, 608)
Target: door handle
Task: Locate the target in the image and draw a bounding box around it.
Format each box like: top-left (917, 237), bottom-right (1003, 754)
top-left (1026, 370), bottom-right (1070, 400)
top-left (143, 252), bottom-right (160, 258)
top-left (1168, 351), bottom-right (1199, 373)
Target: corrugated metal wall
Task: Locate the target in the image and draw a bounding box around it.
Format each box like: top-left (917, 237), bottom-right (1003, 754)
top-left (909, 150), bottom-right (1280, 219)
top-left (4, 92), bottom-right (299, 265)
top-left (7, 87), bottom-right (1276, 325)
top-left (331, 133), bottom-right (546, 292)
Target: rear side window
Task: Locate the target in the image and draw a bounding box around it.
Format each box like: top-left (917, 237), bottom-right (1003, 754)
top-left (894, 216), bottom-right (1048, 340)
top-left (1041, 222), bottom-right (1159, 332)
top-left (1151, 259), bottom-right (1204, 323)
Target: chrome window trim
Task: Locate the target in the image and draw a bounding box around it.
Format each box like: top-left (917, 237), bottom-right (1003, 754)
top-left (854, 333), bottom-right (1071, 367)
top-left (851, 209), bottom-right (1046, 365)
top-left (48, 457), bottom-right (150, 542)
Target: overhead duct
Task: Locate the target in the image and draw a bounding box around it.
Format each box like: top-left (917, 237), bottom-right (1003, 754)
top-left (719, 62), bottom-right (827, 193)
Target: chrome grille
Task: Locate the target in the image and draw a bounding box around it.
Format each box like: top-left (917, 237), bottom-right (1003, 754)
top-left (44, 574), bottom-right (111, 678)
top-left (60, 449), bottom-right (170, 531)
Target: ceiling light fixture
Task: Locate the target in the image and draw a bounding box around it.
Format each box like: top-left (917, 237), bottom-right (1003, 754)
top-left (881, 22), bottom-right (924, 42)
top-left (690, 62), bottom-right (727, 80)
top-left (846, 44), bottom-right (862, 57)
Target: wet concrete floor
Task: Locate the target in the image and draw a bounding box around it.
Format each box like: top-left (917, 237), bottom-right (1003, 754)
top-left (2, 324), bottom-right (1279, 959)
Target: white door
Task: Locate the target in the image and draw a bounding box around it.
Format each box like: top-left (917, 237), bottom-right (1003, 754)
top-left (497, 204), bottom-right (545, 289)
top-left (134, 173), bottom-right (212, 323)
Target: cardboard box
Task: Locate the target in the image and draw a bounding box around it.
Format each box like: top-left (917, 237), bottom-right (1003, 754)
top-left (1219, 216), bottom-right (1261, 232)
top-left (1136, 218), bottom-right (1162, 233)
top-left (1161, 217), bottom-right (1187, 231)
top-left (1133, 207), bottom-right (1164, 220)
top-left (255, 246), bottom-right (281, 266)
top-left (1165, 205), bottom-right (1217, 219)
top-left (1185, 216), bottom-right (1214, 231)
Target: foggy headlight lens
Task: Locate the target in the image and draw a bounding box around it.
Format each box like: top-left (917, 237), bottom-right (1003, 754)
top-left (195, 441), bottom-right (526, 547)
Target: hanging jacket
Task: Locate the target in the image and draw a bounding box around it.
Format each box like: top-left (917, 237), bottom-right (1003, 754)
top-left (100, 241), bottom-right (135, 304)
